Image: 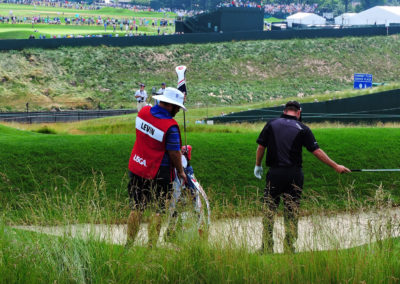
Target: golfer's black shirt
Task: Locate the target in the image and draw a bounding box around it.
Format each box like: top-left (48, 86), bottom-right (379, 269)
top-left (256, 114), bottom-right (319, 168)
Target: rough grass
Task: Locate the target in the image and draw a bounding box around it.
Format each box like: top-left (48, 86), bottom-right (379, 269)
top-left (1, 35), bottom-right (400, 110)
top-left (1, 122), bottom-right (399, 223)
top-left (1, 118), bottom-right (399, 283)
top-left (1, 224), bottom-right (399, 283)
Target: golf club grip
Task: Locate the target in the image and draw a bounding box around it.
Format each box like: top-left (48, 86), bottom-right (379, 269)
top-left (350, 169), bottom-right (362, 172)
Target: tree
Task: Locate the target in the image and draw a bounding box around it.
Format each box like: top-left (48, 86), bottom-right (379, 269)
top-left (360, 0), bottom-right (385, 9)
top-left (341, 0), bottom-right (349, 12)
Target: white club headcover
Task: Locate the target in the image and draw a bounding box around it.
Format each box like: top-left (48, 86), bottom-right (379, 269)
top-left (175, 66), bottom-right (186, 89)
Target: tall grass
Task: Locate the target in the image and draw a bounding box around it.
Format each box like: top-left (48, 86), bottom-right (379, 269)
top-left (1, 172), bottom-right (400, 283)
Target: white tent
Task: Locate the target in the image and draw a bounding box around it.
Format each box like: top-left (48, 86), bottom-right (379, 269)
top-left (334, 13), bottom-right (357, 25)
top-left (347, 6), bottom-right (400, 26)
top-left (286, 12), bottom-right (326, 28)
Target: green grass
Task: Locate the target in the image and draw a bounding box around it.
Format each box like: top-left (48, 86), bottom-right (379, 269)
top-left (0, 22), bottom-right (173, 38)
top-left (1, 119), bottom-right (400, 282)
top-left (1, 35), bottom-right (400, 111)
top-left (265, 17), bottom-right (284, 23)
top-left (1, 122), bottom-right (399, 223)
top-left (1, 216), bottom-right (400, 283)
top-left (0, 4), bottom-right (175, 39)
top-left (0, 4), bottom-right (176, 18)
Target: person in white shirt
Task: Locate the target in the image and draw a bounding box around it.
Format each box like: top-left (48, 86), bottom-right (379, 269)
top-left (135, 83), bottom-right (148, 111)
top-left (154, 82), bottom-right (166, 105)
top-left (157, 82), bottom-right (166, 95)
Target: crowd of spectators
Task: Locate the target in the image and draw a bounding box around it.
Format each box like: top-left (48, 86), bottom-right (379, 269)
top-left (218, 1), bottom-right (261, 8)
top-left (28, 32), bottom-right (159, 39)
top-left (0, 14), bottom-right (175, 28)
top-left (0, 0), bottom-right (145, 11)
top-left (218, 1), bottom-right (318, 16)
top-left (264, 3), bottom-right (318, 15)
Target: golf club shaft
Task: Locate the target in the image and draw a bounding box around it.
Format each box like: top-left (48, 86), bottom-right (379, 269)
top-left (183, 111), bottom-right (187, 147)
top-left (351, 169), bottom-right (400, 172)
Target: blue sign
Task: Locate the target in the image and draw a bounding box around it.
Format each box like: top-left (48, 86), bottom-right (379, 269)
top-left (354, 73), bottom-right (373, 89)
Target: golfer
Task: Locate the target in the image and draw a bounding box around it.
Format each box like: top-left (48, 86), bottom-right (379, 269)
top-left (254, 101), bottom-right (350, 253)
top-left (135, 83), bottom-right (148, 111)
top-left (127, 87), bottom-right (188, 248)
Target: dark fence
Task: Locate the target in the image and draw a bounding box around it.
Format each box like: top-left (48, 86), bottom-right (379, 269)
top-left (0, 109), bottom-right (136, 123)
top-left (208, 89), bottom-right (400, 124)
top-left (0, 26), bottom-right (399, 51)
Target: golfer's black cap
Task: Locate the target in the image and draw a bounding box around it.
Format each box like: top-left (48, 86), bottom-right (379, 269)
top-left (285, 101), bottom-right (301, 110)
top-left (161, 82), bottom-right (166, 85)
top-left (140, 83), bottom-right (145, 87)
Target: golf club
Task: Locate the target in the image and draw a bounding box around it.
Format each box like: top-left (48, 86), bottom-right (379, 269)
top-left (350, 169), bottom-right (400, 172)
top-left (176, 65), bottom-right (187, 148)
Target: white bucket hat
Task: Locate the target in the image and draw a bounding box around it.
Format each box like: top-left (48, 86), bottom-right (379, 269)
top-left (152, 87), bottom-right (187, 111)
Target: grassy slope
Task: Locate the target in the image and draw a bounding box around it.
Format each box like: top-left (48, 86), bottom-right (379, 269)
top-left (1, 35), bottom-right (400, 110)
top-left (1, 123), bottom-right (399, 222)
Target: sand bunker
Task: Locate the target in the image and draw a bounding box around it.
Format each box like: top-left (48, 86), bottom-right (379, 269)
top-left (14, 207), bottom-right (400, 253)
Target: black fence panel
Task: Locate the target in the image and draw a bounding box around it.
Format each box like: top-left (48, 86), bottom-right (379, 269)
top-left (0, 109), bottom-right (137, 123)
top-left (208, 89), bottom-right (400, 124)
top-left (0, 26), bottom-right (399, 51)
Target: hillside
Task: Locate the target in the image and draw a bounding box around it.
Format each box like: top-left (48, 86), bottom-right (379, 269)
top-left (0, 35), bottom-right (400, 111)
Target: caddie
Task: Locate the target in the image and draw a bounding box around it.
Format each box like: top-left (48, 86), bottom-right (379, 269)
top-left (254, 100), bottom-right (350, 253)
top-left (127, 87), bottom-right (188, 248)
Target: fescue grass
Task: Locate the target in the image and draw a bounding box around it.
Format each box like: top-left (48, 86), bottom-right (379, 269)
top-left (1, 35), bottom-right (400, 110)
top-left (1, 175), bottom-right (399, 283)
top-left (1, 224), bottom-right (399, 283)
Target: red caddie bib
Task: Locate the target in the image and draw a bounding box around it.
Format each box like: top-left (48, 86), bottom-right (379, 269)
top-left (128, 106), bottom-right (180, 179)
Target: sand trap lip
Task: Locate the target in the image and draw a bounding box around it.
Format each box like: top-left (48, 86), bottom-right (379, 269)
top-left (13, 207), bottom-right (400, 253)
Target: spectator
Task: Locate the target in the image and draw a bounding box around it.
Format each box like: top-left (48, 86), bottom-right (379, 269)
top-left (154, 82), bottom-right (166, 104)
top-left (135, 83), bottom-right (148, 111)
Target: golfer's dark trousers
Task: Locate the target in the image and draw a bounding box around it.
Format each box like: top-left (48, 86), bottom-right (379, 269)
top-left (262, 167), bottom-right (304, 253)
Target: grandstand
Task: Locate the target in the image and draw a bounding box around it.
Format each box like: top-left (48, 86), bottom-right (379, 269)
top-left (175, 7), bottom-right (263, 33)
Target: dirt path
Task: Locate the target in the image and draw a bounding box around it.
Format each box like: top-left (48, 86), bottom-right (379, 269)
top-left (14, 207), bottom-right (400, 253)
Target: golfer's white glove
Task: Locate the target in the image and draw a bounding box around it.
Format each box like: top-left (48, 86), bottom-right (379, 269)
top-left (254, 165), bottom-right (263, 179)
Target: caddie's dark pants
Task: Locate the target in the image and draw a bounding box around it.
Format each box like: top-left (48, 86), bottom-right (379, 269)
top-left (263, 167), bottom-right (304, 253)
top-left (127, 167), bottom-right (172, 213)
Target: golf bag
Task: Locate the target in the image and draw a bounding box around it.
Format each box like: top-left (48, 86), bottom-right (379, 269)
top-left (167, 145), bottom-right (211, 236)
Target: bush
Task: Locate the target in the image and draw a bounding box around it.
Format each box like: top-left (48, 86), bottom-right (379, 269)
top-left (34, 126), bottom-right (57, 134)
